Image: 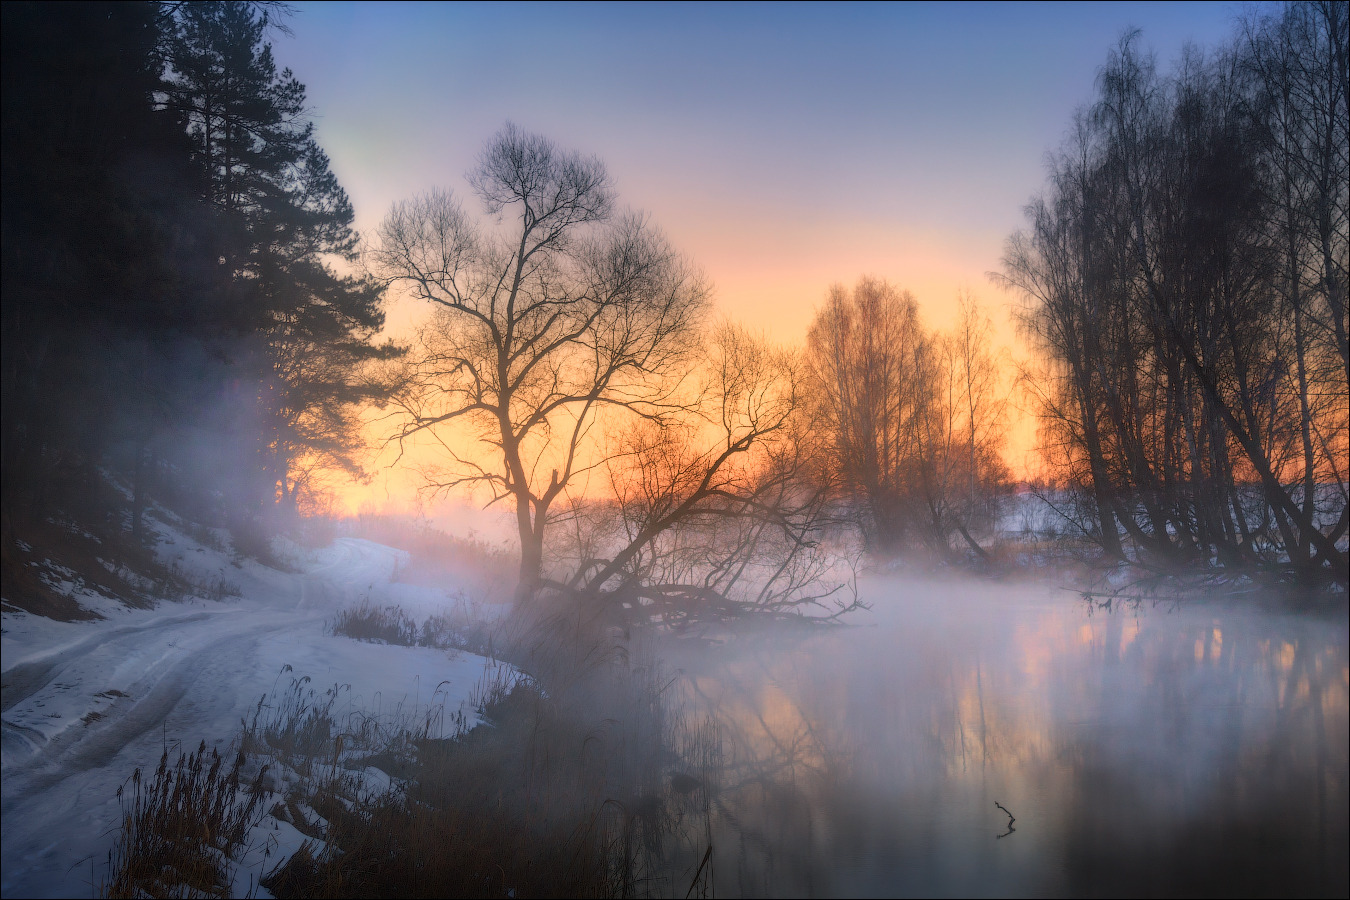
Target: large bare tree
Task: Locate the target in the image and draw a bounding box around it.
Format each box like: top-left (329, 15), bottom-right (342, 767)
top-left (371, 125), bottom-right (711, 601)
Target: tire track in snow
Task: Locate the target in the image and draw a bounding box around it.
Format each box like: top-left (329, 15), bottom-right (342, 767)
top-left (1, 615), bottom-right (309, 805)
top-left (1, 611), bottom-right (223, 713)
top-left (1, 538), bottom-right (379, 718)
top-left (1, 539), bottom-right (402, 898)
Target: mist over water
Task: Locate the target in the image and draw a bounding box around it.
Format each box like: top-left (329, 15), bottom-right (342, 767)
top-left (660, 575), bottom-right (1349, 898)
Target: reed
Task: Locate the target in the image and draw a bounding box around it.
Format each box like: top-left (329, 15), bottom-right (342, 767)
top-left (104, 742), bottom-right (269, 899)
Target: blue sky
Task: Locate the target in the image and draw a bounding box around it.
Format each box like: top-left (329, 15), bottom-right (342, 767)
top-left (274, 1), bottom-right (1262, 340)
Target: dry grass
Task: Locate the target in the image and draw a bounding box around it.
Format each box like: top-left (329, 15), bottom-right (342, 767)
top-left (260, 678), bottom-right (627, 898)
top-left (255, 658), bottom-right (718, 898)
top-left (1, 509), bottom-right (179, 619)
top-left (0, 517), bottom-right (103, 620)
top-left (104, 742), bottom-right (270, 899)
top-left (1, 504), bottom-right (242, 621)
top-left (240, 669), bottom-right (352, 777)
top-left (328, 600), bottom-right (476, 652)
top-left (328, 599), bottom-right (420, 647)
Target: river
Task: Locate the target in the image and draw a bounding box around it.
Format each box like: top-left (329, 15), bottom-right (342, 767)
top-left (659, 573), bottom-right (1348, 898)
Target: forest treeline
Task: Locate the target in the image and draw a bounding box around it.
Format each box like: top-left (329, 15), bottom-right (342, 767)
top-left (1, 1), bottom-right (397, 553)
top-left (1000, 2), bottom-right (1347, 589)
top-left (371, 1), bottom-right (1345, 613)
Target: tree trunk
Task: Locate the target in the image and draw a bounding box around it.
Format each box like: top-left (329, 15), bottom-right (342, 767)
top-left (515, 523), bottom-right (545, 605)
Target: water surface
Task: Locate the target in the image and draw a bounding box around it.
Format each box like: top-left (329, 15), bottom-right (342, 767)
top-left (662, 575), bottom-right (1348, 898)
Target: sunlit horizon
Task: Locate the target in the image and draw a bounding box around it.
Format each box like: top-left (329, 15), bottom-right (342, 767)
top-left (268, 2), bottom-right (1261, 517)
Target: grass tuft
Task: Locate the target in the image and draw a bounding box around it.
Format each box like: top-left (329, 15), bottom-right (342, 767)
top-left (104, 741), bottom-right (269, 899)
top-left (328, 599), bottom-right (482, 652)
top-left (327, 599), bottom-right (420, 647)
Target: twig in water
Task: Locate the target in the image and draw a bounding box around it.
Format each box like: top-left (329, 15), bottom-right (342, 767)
top-left (995, 801), bottom-right (1016, 839)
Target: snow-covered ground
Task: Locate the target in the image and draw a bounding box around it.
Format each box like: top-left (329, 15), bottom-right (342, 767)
top-left (2, 522), bottom-right (508, 898)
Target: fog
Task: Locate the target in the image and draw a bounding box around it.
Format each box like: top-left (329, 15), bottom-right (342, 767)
top-left (653, 573), bottom-right (1348, 897)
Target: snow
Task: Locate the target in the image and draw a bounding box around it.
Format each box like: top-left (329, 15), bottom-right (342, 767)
top-left (2, 518), bottom-right (511, 899)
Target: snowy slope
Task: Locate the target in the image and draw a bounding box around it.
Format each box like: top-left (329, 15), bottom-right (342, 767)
top-left (2, 533), bottom-right (507, 899)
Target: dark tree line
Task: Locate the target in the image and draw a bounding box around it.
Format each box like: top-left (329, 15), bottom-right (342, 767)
top-left (999, 2), bottom-right (1348, 588)
top-left (1, 2), bottom-right (397, 547)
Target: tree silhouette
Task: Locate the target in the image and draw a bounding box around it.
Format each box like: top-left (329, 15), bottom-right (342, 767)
top-left (999, 10), bottom-right (1347, 588)
top-left (162, 0), bottom-right (400, 524)
top-left (376, 126), bottom-right (855, 620)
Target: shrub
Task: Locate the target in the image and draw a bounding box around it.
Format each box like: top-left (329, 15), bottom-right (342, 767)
top-left (328, 599), bottom-right (418, 646)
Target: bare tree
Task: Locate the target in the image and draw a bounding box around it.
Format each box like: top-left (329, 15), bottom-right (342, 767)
top-left (805, 277), bottom-right (932, 554)
top-left (804, 278), bottom-right (1011, 562)
top-left (549, 323), bottom-right (860, 625)
top-left (372, 126), bottom-right (855, 621)
top-left (371, 125), bottom-right (710, 601)
top-left (1243, 0), bottom-right (1350, 573)
top-left (938, 292), bottom-right (1012, 558)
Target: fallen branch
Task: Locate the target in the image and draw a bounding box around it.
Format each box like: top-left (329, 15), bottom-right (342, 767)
top-left (994, 800), bottom-right (1016, 839)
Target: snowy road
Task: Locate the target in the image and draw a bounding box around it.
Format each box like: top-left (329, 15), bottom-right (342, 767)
top-left (1, 537), bottom-right (499, 898)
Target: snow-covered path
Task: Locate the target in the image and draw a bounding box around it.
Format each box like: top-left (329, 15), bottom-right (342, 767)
top-left (2, 537), bottom-right (500, 898)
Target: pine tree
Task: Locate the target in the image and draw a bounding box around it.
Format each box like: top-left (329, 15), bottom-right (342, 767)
top-left (161, 1), bottom-right (400, 523)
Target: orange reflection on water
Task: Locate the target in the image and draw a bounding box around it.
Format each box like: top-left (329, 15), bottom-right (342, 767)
top-left (663, 582), bottom-right (1348, 897)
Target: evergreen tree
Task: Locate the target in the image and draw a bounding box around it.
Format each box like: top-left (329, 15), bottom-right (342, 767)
top-left (3, 1), bottom-right (399, 546)
top-left (160, 1), bottom-right (400, 523)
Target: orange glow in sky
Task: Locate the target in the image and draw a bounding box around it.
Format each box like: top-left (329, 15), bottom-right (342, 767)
top-left (269, 3), bottom-right (1258, 518)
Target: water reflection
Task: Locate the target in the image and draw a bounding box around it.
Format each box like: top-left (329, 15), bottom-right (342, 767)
top-left (662, 576), bottom-right (1349, 897)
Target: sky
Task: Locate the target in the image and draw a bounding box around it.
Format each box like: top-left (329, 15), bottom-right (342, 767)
top-left (266, 1), bottom-right (1267, 517)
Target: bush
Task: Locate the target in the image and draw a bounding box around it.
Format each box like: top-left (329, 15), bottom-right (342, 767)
top-left (328, 599), bottom-right (419, 646)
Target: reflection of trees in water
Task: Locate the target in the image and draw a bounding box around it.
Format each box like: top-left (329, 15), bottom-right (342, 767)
top-left (664, 602), bottom-right (1348, 896)
top-left (668, 642), bottom-right (854, 896)
top-left (1051, 613), bottom-right (1348, 896)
